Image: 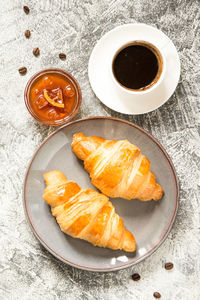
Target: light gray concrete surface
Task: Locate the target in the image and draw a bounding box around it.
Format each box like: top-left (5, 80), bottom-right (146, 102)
top-left (0, 0), bottom-right (200, 299)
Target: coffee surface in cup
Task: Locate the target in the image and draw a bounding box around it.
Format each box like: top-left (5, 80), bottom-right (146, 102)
top-left (113, 42), bottom-right (161, 90)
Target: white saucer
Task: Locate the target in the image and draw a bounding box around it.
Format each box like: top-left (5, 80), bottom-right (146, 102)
top-left (88, 23), bottom-right (181, 115)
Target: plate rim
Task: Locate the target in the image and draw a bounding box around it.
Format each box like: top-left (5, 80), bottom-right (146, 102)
top-left (23, 116), bottom-right (179, 272)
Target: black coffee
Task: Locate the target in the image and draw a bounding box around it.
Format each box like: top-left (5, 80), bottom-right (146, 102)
top-left (113, 43), bottom-right (161, 90)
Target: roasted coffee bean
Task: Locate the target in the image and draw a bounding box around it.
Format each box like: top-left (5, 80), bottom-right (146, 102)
top-left (25, 30), bottom-right (31, 38)
top-left (59, 53), bottom-right (66, 60)
top-left (165, 262), bottom-right (174, 270)
top-left (33, 47), bottom-right (40, 57)
top-left (23, 6), bottom-right (30, 14)
top-left (153, 292), bottom-right (161, 298)
top-left (18, 67), bottom-right (27, 75)
top-left (131, 273), bottom-right (140, 281)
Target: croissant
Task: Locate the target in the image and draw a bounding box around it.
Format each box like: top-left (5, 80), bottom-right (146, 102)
top-left (71, 133), bottom-right (163, 201)
top-left (43, 170), bottom-right (136, 252)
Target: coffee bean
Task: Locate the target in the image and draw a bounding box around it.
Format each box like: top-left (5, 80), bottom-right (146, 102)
top-left (131, 273), bottom-right (140, 281)
top-left (18, 67), bottom-right (27, 75)
top-left (59, 53), bottom-right (66, 60)
top-left (25, 30), bottom-right (31, 38)
top-left (23, 6), bottom-right (30, 14)
top-left (153, 292), bottom-right (161, 298)
top-left (165, 262), bottom-right (174, 270)
top-left (33, 47), bottom-right (40, 57)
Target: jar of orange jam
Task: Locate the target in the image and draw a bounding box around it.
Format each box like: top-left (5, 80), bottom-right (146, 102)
top-left (24, 69), bottom-right (81, 126)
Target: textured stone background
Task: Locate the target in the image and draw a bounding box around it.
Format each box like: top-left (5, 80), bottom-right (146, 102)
top-left (0, 0), bottom-right (200, 299)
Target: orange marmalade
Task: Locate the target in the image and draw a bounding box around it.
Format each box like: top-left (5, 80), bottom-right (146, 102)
top-left (26, 70), bottom-right (81, 125)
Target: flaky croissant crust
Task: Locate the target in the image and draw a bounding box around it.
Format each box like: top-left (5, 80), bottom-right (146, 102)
top-left (43, 170), bottom-right (136, 252)
top-left (72, 133), bottom-right (163, 201)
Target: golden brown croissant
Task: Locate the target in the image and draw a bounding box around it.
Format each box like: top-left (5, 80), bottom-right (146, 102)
top-left (43, 170), bottom-right (136, 252)
top-left (71, 133), bottom-right (163, 201)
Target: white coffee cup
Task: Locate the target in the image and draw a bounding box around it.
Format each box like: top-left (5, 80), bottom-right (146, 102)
top-left (110, 40), bottom-right (166, 96)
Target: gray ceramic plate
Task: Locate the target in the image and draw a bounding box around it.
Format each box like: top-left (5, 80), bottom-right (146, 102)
top-left (24, 117), bottom-right (178, 272)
